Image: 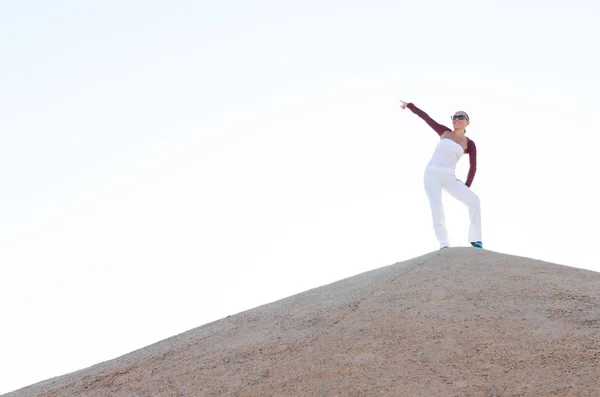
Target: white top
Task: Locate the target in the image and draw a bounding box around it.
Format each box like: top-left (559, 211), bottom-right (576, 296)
top-left (427, 138), bottom-right (464, 170)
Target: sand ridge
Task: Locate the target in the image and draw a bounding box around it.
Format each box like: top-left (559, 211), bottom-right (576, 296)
top-left (4, 248), bottom-right (600, 396)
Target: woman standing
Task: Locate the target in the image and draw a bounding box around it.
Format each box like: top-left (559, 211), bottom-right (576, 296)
top-left (400, 100), bottom-right (482, 249)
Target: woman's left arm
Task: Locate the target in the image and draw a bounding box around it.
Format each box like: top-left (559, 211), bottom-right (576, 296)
top-left (465, 139), bottom-right (477, 187)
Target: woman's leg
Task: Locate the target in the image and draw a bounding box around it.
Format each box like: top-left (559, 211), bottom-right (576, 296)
top-left (444, 177), bottom-right (482, 244)
top-left (424, 170), bottom-right (450, 248)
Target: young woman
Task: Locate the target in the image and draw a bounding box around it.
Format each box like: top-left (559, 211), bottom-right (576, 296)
top-left (399, 100), bottom-right (482, 249)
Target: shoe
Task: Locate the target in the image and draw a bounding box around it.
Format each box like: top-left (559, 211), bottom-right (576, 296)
top-left (470, 241), bottom-right (483, 248)
top-left (440, 246), bottom-right (449, 250)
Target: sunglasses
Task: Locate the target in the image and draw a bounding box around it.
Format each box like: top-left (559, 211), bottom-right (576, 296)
top-left (452, 115), bottom-right (468, 120)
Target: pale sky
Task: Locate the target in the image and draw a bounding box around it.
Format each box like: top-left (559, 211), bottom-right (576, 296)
top-left (1, 0), bottom-right (599, 394)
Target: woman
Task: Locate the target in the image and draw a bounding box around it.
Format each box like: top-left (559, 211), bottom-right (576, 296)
top-left (399, 100), bottom-right (482, 249)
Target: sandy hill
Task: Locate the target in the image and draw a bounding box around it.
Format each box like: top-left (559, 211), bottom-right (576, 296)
top-left (4, 248), bottom-right (600, 397)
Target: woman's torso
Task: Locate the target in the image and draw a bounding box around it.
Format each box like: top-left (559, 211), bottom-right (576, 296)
top-left (440, 131), bottom-right (468, 151)
top-left (427, 132), bottom-right (468, 170)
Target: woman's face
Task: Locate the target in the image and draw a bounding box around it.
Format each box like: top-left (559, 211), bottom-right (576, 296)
top-left (452, 111), bottom-right (470, 129)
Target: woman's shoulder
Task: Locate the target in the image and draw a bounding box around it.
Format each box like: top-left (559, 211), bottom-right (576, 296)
top-left (466, 137), bottom-right (477, 153)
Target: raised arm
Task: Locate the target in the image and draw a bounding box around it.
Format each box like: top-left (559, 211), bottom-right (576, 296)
top-left (400, 101), bottom-right (451, 136)
top-left (465, 139), bottom-right (477, 187)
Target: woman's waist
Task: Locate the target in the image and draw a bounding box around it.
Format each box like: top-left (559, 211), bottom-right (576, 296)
top-left (425, 164), bottom-right (456, 174)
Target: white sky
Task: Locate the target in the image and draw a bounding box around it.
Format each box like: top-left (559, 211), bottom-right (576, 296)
top-left (1, 0), bottom-right (599, 393)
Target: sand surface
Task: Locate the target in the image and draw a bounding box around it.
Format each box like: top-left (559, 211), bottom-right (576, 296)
top-left (4, 248), bottom-right (600, 396)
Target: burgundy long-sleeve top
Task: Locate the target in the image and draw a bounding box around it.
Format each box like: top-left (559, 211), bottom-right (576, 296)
top-left (407, 103), bottom-right (477, 187)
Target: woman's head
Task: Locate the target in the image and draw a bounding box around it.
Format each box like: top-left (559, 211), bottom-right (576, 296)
top-left (451, 111), bottom-right (470, 131)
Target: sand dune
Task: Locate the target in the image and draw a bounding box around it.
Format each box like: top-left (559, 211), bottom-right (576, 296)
top-left (4, 248), bottom-right (600, 396)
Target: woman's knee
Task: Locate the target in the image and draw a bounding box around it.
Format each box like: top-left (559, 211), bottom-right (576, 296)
top-left (468, 193), bottom-right (480, 207)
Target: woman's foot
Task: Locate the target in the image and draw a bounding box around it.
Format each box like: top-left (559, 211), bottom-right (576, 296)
top-left (470, 241), bottom-right (483, 248)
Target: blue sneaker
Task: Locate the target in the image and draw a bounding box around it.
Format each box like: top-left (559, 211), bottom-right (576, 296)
top-left (470, 241), bottom-right (483, 248)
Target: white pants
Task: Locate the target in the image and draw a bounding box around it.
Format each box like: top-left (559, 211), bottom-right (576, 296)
top-left (423, 166), bottom-right (482, 248)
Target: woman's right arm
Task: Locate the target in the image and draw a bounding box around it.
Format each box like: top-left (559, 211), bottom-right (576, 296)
top-left (400, 101), bottom-right (451, 136)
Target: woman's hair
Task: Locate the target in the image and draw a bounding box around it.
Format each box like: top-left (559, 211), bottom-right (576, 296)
top-left (457, 111), bottom-right (470, 121)
top-left (456, 111), bottom-right (469, 134)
